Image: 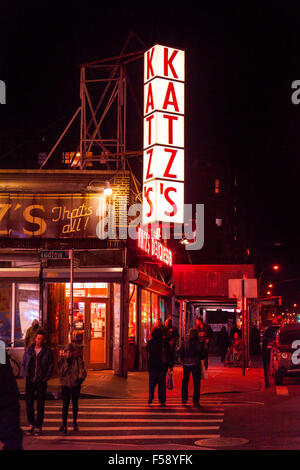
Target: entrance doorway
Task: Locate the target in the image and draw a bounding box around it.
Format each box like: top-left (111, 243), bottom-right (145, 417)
top-left (71, 298), bottom-right (109, 369)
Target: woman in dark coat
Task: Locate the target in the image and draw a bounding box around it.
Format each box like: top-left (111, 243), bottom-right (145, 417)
top-left (57, 343), bottom-right (87, 434)
top-left (146, 327), bottom-right (174, 406)
top-left (179, 328), bottom-right (206, 406)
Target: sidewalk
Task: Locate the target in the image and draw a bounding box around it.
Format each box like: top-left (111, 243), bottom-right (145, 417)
top-left (16, 355), bottom-right (265, 399)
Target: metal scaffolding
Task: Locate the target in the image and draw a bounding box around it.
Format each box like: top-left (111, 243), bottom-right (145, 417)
top-left (40, 33), bottom-right (145, 171)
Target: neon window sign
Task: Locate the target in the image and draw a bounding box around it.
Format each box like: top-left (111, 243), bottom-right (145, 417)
top-left (137, 227), bottom-right (173, 267)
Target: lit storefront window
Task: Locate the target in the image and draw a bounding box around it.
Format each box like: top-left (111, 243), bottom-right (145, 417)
top-left (129, 284), bottom-right (137, 342)
top-left (65, 282), bottom-right (108, 298)
top-left (159, 297), bottom-right (166, 322)
top-left (141, 289), bottom-right (151, 345)
top-left (15, 284), bottom-right (39, 347)
top-left (151, 293), bottom-right (159, 327)
top-left (0, 282), bottom-right (12, 345)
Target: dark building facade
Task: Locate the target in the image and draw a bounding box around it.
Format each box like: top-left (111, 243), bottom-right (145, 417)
top-left (181, 162), bottom-right (250, 265)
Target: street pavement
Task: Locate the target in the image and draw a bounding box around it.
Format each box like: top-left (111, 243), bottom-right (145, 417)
top-left (20, 397), bottom-right (224, 450)
top-left (14, 355), bottom-right (267, 451)
top-left (8, 355), bottom-right (300, 451)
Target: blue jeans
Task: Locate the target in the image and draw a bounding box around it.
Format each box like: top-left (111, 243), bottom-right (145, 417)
top-left (181, 365), bottom-right (201, 403)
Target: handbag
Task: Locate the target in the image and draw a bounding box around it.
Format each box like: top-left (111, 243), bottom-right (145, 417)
top-left (166, 370), bottom-right (174, 390)
top-left (200, 360), bottom-right (208, 379)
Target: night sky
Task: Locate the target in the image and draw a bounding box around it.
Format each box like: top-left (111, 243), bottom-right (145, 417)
top-left (1, 2), bottom-right (300, 304)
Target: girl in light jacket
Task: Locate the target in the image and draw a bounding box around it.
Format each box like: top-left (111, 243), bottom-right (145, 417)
top-left (57, 343), bottom-right (87, 434)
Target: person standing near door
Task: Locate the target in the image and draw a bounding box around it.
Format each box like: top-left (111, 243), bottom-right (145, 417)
top-left (21, 330), bottom-right (54, 436)
top-left (57, 344), bottom-right (87, 434)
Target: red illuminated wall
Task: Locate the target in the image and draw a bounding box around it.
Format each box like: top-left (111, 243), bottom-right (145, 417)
top-left (173, 264), bottom-right (255, 298)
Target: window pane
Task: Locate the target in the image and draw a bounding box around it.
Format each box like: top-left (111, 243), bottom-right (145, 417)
top-left (0, 282), bottom-right (12, 345)
top-left (151, 293), bottom-right (159, 328)
top-left (141, 289), bottom-right (151, 345)
top-left (15, 284), bottom-right (39, 347)
top-left (129, 284), bottom-right (137, 342)
top-left (113, 283), bottom-right (121, 373)
top-left (160, 297), bottom-right (166, 322)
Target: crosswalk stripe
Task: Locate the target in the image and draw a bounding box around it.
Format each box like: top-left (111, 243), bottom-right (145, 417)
top-left (78, 399), bottom-right (222, 402)
top-left (34, 434), bottom-right (221, 441)
top-left (42, 418), bottom-right (223, 423)
top-left (22, 426), bottom-right (220, 431)
top-left (44, 410), bottom-right (224, 415)
top-left (85, 397), bottom-right (223, 406)
top-left (45, 405), bottom-right (223, 409)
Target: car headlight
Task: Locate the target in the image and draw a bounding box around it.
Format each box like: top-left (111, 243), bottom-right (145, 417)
top-left (281, 352), bottom-right (288, 359)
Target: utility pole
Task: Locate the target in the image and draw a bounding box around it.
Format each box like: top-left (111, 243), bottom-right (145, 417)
top-left (69, 249), bottom-right (74, 343)
top-left (242, 278), bottom-right (246, 376)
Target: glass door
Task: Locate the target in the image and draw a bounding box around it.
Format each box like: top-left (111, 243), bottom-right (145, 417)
top-left (86, 299), bottom-right (108, 368)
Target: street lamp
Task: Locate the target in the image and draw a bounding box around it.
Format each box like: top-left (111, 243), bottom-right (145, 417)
top-left (258, 264), bottom-right (280, 296)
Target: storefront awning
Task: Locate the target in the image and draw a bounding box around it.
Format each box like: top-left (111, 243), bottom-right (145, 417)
top-left (173, 264), bottom-right (255, 299)
top-left (0, 267), bottom-right (40, 282)
top-left (129, 268), bottom-right (173, 297)
top-left (0, 267), bottom-right (123, 283)
top-left (43, 267), bottom-right (123, 283)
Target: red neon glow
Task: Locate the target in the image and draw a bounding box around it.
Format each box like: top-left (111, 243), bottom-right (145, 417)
top-left (137, 227), bottom-right (172, 267)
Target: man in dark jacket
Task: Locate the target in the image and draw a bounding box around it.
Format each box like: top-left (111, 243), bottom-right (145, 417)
top-left (146, 327), bottom-right (173, 406)
top-left (179, 328), bottom-right (206, 406)
top-left (165, 317), bottom-right (179, 356)
top-left (21, 329), bottom-right (54, 436)
top-left (0, 352), bottom-right (23, 450)
top-left (196, 316), bottom-right (213, 369)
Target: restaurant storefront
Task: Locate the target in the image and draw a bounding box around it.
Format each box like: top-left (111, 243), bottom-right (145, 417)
top-left (0, 170), bottom-right (174, 376)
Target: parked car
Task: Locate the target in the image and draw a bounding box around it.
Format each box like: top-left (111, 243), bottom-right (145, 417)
top-left (270, 323), bottom-right (300, 385)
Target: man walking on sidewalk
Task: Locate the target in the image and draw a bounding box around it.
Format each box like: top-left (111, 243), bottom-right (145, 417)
top-left (196, 316), bottom-right (213, 369)
top-left (21, 329), bottom-right (54, 436)
top-left (179, 328), bottom-right (206, 406)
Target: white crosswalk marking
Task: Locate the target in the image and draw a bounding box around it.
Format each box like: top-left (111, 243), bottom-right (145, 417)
top-left (24, 397), bottom-right (224, 445)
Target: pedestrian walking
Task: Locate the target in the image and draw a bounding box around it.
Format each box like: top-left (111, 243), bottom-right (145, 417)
top-left (195, 316), bottom-right (212, 369)
top-left (24, 319), bottom-right (46, 348)
top-left (21, 329), bottom-right (54, 436)
top-left (146, 327), bottom-right (174, 406)
top-left (57, 344), bottom-right (87, 434)
top-left (179, 328), bottom-right (206, 406)
top-left (216, 326), bottom-right (230, 362)
top-left (156, 318), bottom-right (168, 339)
top-left (165, 317), bottom-right (179, 356)
top-left (0, 352), bottom-right (23, 450)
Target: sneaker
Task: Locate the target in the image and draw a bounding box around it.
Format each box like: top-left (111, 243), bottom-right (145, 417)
top-left (34, 428), bottom-right (42, 436)
top-left (148, 398), bottom-right (153, 404)
top-left (182, 399), bottom-right (187, 404)
top-left (25, 426), bottom-right (35, 436)
top-left (59, 425), bottom-right (67, 434)
top-left (73, 423), bottom-right (79, 432)
top-left (160, 402), bottom-right (166, 407)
